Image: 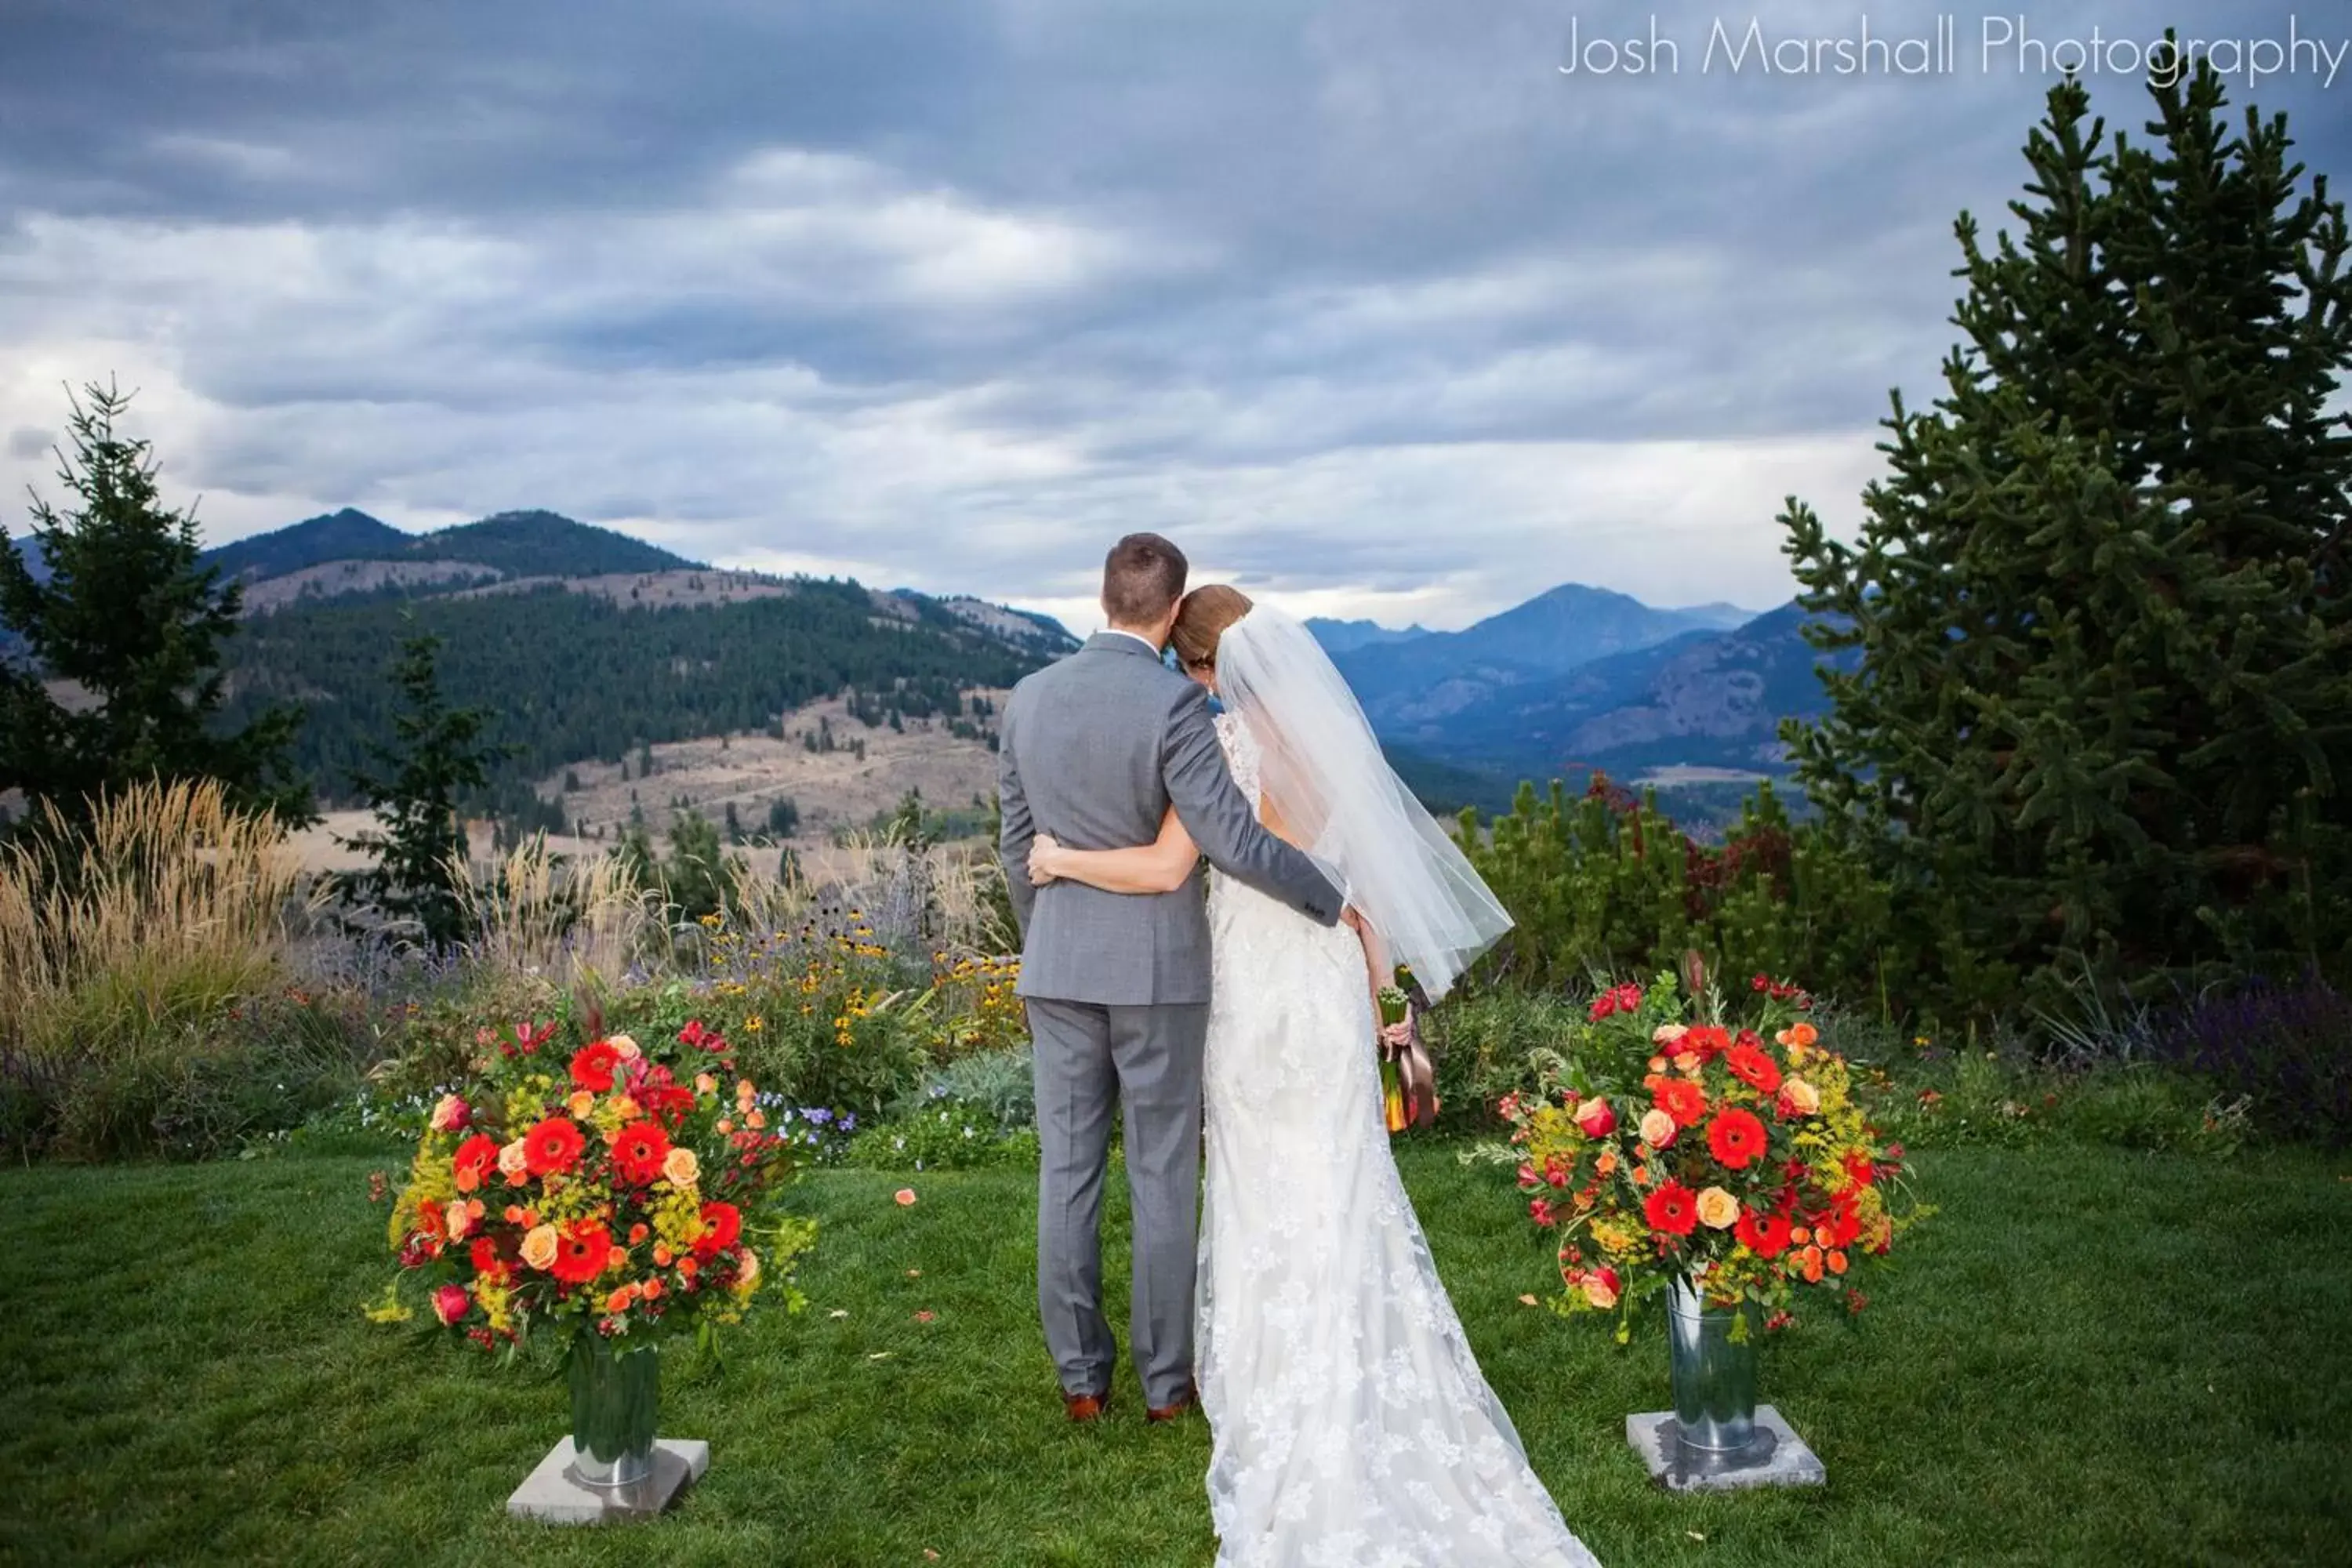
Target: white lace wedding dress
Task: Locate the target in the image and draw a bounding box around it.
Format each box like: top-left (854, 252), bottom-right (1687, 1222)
top-left (1197, 714), bottom-right (1602, 1568)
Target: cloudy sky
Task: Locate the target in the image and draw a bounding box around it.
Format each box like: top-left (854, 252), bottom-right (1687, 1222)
top-left (2, 2), bottom-right (2344, 634)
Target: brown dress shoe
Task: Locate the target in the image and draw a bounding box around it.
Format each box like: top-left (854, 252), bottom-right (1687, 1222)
top-left (1145, 1384), bottom-right (1199, 1423)
top-left (1063, 1389), bottom-right (1109, 1423)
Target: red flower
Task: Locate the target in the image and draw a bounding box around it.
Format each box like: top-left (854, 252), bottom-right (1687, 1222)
top-left (1683, 1025), bottom-right (1732, 1060)
top-left (1735, 1207), bottom-right (1793, 1258)
top-left (1588, 983), bottom-right (1642, 1020)
top-left (469, 1235), bottom-right (510, 1279)
top-left (551, 1221), bottom-right (615, 1286)
top-left (612, 1121), bottom-right (673, 1186)
top-left (1726, 1043), bottom-right (1783, 1095)
top-left (1706, 1108), bottom-right (1769, 1170)
top-left (1643, 1180), bottom-right (1700, 1237)
top-left (1573, 1096), bottom-right (1617, 1138)
top-left (1819, 1194), bottom-right (1864, 1249)
top-left (433, 1283), bottom-right (471, 1326)
top-left (451, 1133), bottom-right (501, 1193)
top-left (1528, 1197), bottom-right (1558, 1227)
top-left (570, 1040), bottom-right (622, 1093)
top-left (1652, 1077), bottom-right (1708, 1129)
top-left (1843, 1151), bottom-right (1879, 1189)
top-left (414, 1198), bottom-right (445, 1245)
top-left (678, 1019), bottom-right (728, 1053)
top-left (695, 1200), bottom-right (742, 1256)
top-left (513, 1019), bottom-right (557, 1055)
top-left (523, 1117), bottom-right (586, 1177)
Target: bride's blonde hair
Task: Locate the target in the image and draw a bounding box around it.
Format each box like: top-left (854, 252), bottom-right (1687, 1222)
top-left (1171, 584), bottom-right (1253, 674)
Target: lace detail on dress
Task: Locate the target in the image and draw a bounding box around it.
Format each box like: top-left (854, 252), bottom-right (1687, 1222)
top-left (1197, 717), bottom-right (1602, 1568)
top-left (1214, 710), bottom-right (1261, 808)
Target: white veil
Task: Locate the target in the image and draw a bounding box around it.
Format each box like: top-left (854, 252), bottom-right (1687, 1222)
top-left (1215, 602), bottom-right (1512, 1000)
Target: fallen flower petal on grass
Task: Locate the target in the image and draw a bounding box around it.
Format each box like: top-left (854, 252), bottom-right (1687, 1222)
top-left (828, 1309), bottom-right (849, 1319)
top-left (868, 1352), bottom-right (892, 1361)
top-left (907, 1268), bottom-right (922, 1277)
top-left (1518, 1294), bottom-right (1539, 1306)
top-left (915, 1310), bottom-right (936, 1323)
top-left (895, 1189), bottom-right (918, 1206)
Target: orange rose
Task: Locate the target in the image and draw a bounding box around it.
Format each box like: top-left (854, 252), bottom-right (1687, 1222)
top-left (608, 1033), bottom-right (641, 1060)
top-left (521, 1225), bottom-right (560, 1272)
top-left (605, 1284), bottom-right (637, 1314)
top-left (1781, 1078), bottom-right (1821, 1116)
top-left (1696, 1186), bottom-right (1740, 1230)
top-left (567, 1091), bottom-right (596, 1119)
top-left (654, 1244), bottom-right (674, 1266)
top-left (1639, 1108), bottom-right (1678, 1148)
top-left (662, 1147), bottom-right (701, 1188)
top-left (695, 1073), bottom-right (718, 1096)
top-left (497, 1139), bottom-right (529, 1180)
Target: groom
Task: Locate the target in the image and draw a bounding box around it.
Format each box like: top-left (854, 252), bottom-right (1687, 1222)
top-left (997, 533), bottom-right (1345, 1422)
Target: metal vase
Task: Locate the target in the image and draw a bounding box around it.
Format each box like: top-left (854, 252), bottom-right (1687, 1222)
top-left (1666, 1278), bottom-right (1759, 1457)
top-left (568, 1333), bottom-right (659, 1489)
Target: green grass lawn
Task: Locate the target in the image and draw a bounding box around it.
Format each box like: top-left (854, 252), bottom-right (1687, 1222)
top-left (4, 1139), bottom-right (2350, 1567)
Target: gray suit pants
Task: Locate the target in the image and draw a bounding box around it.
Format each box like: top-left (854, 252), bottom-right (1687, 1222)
top-left (1026, 996), bottom-right (1207, 1410)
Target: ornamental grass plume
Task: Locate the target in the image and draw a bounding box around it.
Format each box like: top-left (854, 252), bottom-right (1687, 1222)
top-left (0, 779), bottom-right (309, 1059)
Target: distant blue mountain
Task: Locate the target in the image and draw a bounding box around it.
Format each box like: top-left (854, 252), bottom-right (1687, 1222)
top-left (1667, 601), bottom-right (1765, 632)
top-left (16, 532), bottom-right (53, 584)
top-left (1366, 599), bottom-right (1855, 788)
top-left (1331, 583), bottom-right (1746, 732)
top-left (1307, 616), bottom-right (1429, 655)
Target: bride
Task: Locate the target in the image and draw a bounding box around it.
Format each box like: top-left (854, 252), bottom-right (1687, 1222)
top-left (1028, 586), bottom-right (1603, 1568)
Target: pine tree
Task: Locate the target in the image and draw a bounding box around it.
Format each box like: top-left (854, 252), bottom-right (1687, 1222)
top-left (1780, 59), bottom-right (2352, 1017)
top-left (337, 632), bottom-right (503, 949)
top-left (0, 382), bottom-right (310, 823)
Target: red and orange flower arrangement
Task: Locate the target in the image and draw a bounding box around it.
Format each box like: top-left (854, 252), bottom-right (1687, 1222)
top-left (372, 1011), bottom-right (814, 1355)
top-left (1498, 964), bottom-right (1926, 1338)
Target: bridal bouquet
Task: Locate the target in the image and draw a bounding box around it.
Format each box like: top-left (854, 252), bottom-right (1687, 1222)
top-left (372, 1009), bottom-right (815, 1356)
top-left (1500, 959), bottom-right (1924, 1337)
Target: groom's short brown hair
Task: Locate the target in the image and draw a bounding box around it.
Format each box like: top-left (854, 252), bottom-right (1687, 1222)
top-left (1102, 532), bottom-right (1189, 626)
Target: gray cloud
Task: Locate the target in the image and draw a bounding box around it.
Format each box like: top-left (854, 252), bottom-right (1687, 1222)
top-left (0, 0), bottom-right (2343, 631)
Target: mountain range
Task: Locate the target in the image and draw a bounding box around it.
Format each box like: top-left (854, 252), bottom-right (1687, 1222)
top-left (6, 503), bottom-right (1846, 823)
top-left (147, 508), bottom-right (1076, 813)
top-left (1299, 587), bottom-right (1835, 811)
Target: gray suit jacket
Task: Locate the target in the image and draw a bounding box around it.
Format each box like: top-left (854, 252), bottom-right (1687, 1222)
top-left (998, 632), bottom-right (1344, 1005)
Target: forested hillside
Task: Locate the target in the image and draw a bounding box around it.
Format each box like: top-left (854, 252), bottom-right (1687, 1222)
top-left (218, 579), bottom-right (1051, 807)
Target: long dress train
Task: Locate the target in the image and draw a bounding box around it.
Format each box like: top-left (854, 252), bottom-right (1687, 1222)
top-left (1197, 715), bottom-right (1602, 1568)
